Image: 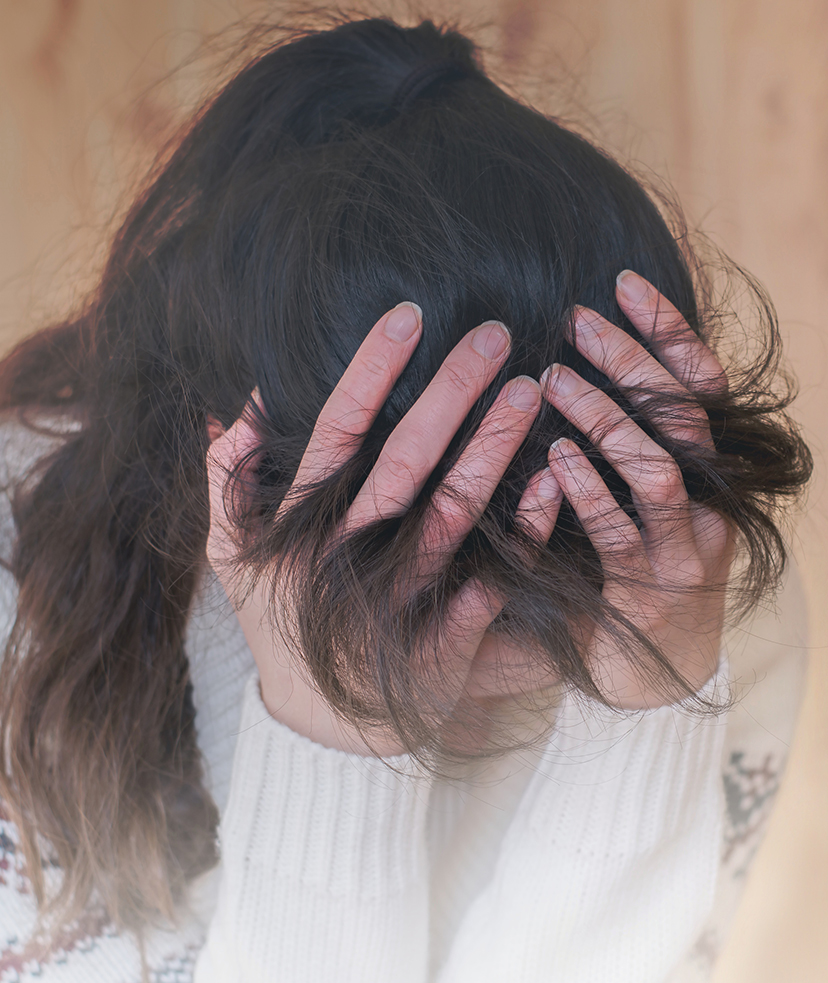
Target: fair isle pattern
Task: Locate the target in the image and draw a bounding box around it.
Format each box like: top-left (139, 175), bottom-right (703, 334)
top-left (0, 909), bottom-right (114, 981)
top-left (0, 419), bottom-right (807, 982)
top-left (0, 804), bottom-right (32, 897)
top-left (148, 944), bottom-right (199, 983)
top-left (1, 800), bottom-right (116, 979)
top-left (664, 746), bottom-right (789, 983)
top-left (664, 925), bottom-right (730, 983)
top-left (1, 800), bottom-right (204, 982)
top-left (722, 749), bottom-right (783, 878)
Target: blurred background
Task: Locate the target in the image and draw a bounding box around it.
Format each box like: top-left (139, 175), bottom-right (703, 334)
top-left (1, 1), bottom-right (826, 978)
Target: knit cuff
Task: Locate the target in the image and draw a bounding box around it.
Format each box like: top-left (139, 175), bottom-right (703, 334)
top-left (219, 674), bottom-right (433, 898)
top-left (526, 658), bottom-right (730, 837)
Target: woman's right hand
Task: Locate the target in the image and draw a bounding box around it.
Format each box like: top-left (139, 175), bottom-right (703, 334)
top-left (205, 302), bottom-right (561, 757)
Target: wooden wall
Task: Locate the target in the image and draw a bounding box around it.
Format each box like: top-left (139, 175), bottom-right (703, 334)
top-left (2, 2), bottom-right (827, 978)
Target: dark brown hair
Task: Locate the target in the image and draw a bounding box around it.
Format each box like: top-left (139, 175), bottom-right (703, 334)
top-left (0, 14), bottom-right (812, 940)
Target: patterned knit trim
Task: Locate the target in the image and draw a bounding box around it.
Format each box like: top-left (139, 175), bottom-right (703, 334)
top-left (0, 908), bottom-right (113, 978)
top-left (722, 748), bottom-right (783, 876)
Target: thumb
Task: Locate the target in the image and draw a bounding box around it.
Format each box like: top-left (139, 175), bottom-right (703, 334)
top-left (206, 391), bottom-right (264, 573)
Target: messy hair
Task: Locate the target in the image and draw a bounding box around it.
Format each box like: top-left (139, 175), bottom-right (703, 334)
top-left (0, 14), bottom-right (811, 939)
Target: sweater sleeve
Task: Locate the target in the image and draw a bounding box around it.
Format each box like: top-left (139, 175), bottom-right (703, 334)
top-left (432, 565), bottom-right (808, 983)
top-left (0, 659), bottom-right (434, 983)
top-left (0, 662), bottom-right (434, 983)
top-left (433, 666), bottom-right (731, 983)
top-left (0, 415), bottom-right (434, 980)
top-left (663, 560), bottom-right (810, 981)
top-left (193, 674), bottom-right (433, 983)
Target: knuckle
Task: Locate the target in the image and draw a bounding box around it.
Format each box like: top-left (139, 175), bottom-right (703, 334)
top-left (648, 462), bottom-right (686, 505)
top-left (309, 417), bottom-right (346, 452)
top-left (683, 556), bottom-right (706, 585)
top-left (423, 496), bottom-right (468, 546)
top-left (685, 403), bottom-right (711, 429)
top-left (614, 346), bottom-right (651, 381)
top-left (372, 450), bottom-right (426, 498)
top-left (667, 554), bottom-right (706, 589)
top-left (585, 408), bottom-right (624, 446)
top-left (674, 407), bottom-right (713, 445)
top-left (439, 357), bottom-right (483, 397)
top-left (687, 350), bottom-right (728, 394)
top-left (358, 346), bottom-right (396, 383)
top-left (602, 529), bottom-right (642, 564)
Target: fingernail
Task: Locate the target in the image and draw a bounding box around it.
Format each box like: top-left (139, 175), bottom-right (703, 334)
top-left (505, 376), bottom-right (540, 411)
top-left (549, 437), bottom-right (573, 457)
top-left (472, 321), bottom-right (511, 360)
top-left (616, 270), bottom-right (650, 305)
top-left (537, 468), bottom-right (560, 501)
top-left (539, 363), bottom-right (563, 395)
top-left (385, 302), bottom-right (422, 341)
top-left (573, 306), bottom-right (600, 336)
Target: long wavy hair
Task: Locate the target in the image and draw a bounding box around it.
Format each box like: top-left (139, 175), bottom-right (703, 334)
top-left (0, 14), bottom-right (812, 940)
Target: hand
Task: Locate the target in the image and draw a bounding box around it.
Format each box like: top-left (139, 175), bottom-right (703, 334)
top-left (206, 303), bottom-right (561, 756)
top-left (535, 269), bottom-right (733, 709)
top-left (206, 272), bottom-right (734, 759)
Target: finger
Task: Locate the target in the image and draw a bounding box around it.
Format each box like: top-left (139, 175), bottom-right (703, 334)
top-left (572, 306), bottom-right (713, 447)
top-left (414, 462), bottom-right (561, 705)
top-left (206, 398), bottom-right (262, 566)
top-left (546, 438), bottom-right (645, 578)
top-left (206, 394), bottom-right (262, 491)
top-left (456, 471), bottom-right (564, 701)
top-left (541, 364), bottom-right (698, 555)
top-left (463, 632), bottom-right (561, 702)
top-left (614, 270), bottom-right (728, 395)
top-left (414, 375), bottom-right (540, 575)
top-left (294, 302), bottom-right (423, 488)
top-left (514, 468), bottom-right (562, 543)
top-left (425, 576), bottom-right (508, 697)
top-left (344, 320), bottom-right (512, 530)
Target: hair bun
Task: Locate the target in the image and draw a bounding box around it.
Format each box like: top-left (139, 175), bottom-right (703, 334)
top-left (391, 58), bottom-right (470, 112)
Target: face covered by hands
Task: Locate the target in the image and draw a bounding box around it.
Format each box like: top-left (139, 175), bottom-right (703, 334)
top-left (206, 271), bottom-right (732, 757)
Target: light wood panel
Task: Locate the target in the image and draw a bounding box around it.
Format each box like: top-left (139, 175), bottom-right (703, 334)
top-left (2, 2), bottom-right (826, 978)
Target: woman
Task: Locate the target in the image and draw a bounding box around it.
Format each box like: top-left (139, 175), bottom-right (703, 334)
top-left (0, 14), bottom-right (811, 982)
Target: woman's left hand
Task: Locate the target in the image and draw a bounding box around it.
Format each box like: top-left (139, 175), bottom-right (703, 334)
top-left (472, 269), bottom-right (732, 710)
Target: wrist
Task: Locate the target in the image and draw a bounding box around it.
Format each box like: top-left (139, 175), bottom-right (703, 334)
top-left (257, 662), bottom-right (406, 757)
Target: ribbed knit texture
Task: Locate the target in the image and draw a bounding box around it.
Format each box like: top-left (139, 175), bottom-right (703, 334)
top-left (194, 674), bottom-right (433, 982)
top-left (435, 685), bottom-right (727, 981)
top-left (0, 416), bottom-right (809, 982)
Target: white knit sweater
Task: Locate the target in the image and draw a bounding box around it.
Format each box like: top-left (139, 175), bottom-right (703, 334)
top-left (0, 419), bottom-right (809, 982)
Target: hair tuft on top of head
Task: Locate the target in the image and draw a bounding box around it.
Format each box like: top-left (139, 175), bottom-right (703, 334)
top-left (390, 57), bottom-right (472, 113)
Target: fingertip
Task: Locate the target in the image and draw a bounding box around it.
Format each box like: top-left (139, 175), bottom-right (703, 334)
top-left (471, 320), bottom-right (511, 360)
top-left (505, 375), bottom-right (541, 412)
top-left (539, 363), bottom-right (561, 398)
top-left (536, 467), bottom-right (561, 502)
top-left (572, 303), bottom-right (600, 323)
top-left (615, 269), bottom-right (651, 308)
top-left (548, 436), bottom-right (577, 459)
top-left (515, 468), bottom-right (562, 544)
top-left (239, 389), bottom-right (268, 439)
top-left (547, 438), bottom-right (584, 480)
top-left (393, 299), bottom-right (423, 320)
top-left (206, 415), bottom-right (225, 444)
top-left (384, 301), bottom-right (423, 342)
